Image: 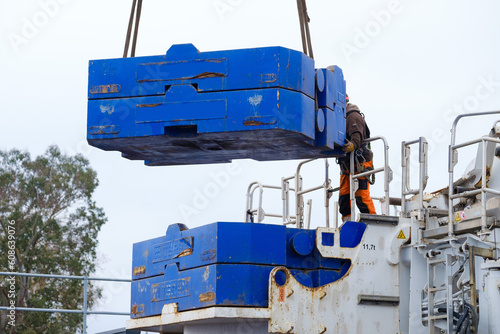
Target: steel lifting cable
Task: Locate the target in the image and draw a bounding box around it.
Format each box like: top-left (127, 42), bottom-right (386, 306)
top-left (123, 0), bottom-right (143, 58)
top-left (296, 0), bottom-right (314, 59)
top-left (123, 0), bottom-right (136, 57)
top-left (124, 0), bottom-right (314, 59)
top-left (131, 0), bottom-right (143, 57)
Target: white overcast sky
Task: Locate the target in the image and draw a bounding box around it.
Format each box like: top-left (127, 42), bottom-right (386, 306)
top-left (1, 0), bottom-right (500, 333)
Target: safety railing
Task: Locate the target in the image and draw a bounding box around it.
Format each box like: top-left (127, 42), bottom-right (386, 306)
top-left (245, 159), bottom-right (333, 228)
top-left (401, 137), bottom-right (428, 219)
top-left (294, 159), bottom-right (332, 228)
top-left (349, 136), bottom-right (393, 219)
top-left (247, 140), bottom-right (394, 228)
top-left (0, 271), bottom-right (131, 334)
top-left (447, 111), bottom-right (500, 237)
top-left (281, 175), bottom-right (297, 225)
top-left (245, 181), bottom-right (295, 224)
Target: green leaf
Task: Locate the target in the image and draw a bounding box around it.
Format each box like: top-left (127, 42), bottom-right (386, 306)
top-left (0, 146), bottom-right (107, 333)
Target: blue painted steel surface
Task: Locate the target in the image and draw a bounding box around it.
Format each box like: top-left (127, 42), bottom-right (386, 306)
top-left (131, 263), bottom-right (273, 318)
top-left (314, 66), bottom-right (347, 152)
top-left (290, 231), bottom-right (315, 256)
top-left (339, 221), bottom-right (367, 247)
top-left (131, 221), bottom-right (366, 318)
top-left (132, 222), bottom-right (286, 280)
top-left (285, 228), bottom-right (358, 271)
top-left (88, 44), bottom-right (315, 100)
top-left (316, 67), bottom-right (346, 111)
top-left (308, 261), bottom-right (351, 287)
top-left (87, 44), bottom-right (347, 165)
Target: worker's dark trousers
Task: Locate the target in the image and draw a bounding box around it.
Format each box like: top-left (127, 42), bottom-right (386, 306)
top-left (339, 160), bottom-right (376, 220)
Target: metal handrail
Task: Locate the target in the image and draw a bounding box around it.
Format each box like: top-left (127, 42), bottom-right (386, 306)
top-left (447, 111), bottom-right (500, 237)
top-left (448, 136), bottom-right (500, 236)
top-left (246, 182), bottom-right (265, 223)
top-left (0, 271), bottom-right (131, 334)
top-left (295, 159), bottom-right (331, 228)
top-left (401, 137), bottom-right (428, 218)
top-left (245, 158), bottom-right (332, 228)
top-left (281, 176), bottom-right (296, 225)
top-left (246, 145), bottom-right (394, 227)
top-left (349, 136), bottom-right (392, 219)
top-left (245, 181), bottom-right (296, 223)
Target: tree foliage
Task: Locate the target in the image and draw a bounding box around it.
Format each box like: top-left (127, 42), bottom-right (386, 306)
top-left (0, 146), bottom-right (107, 333)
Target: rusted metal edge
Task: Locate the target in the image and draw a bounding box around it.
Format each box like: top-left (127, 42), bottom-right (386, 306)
top-left (359, 214), bottom-right (399, 226)
top-left (357, 294), bottom-right (400, 306)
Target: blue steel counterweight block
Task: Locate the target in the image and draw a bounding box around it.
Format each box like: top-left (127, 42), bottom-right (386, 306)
top-left (87, 44), bottom-right (347, 166)
top-left (284, 221), bottom-right (365, 271)
top-left (284, 222), bottom-right (365, 288)
top-left (131, 222), bottom-right (286, 280)
top-left (131, 263), bottom-right (275, 318)
top-left (315, 66), bottom-right (347, 150)
top-left (130, 221), bottom-right (366, 319)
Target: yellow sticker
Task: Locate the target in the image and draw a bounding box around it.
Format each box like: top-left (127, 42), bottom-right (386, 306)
top-left (397, 230), bottom-right (407, 240)
top-left (454, 213), bottom-right (461, 222)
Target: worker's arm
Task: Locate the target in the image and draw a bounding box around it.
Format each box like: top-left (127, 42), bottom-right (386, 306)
top-left (343, 104), bottom-right (366, 153)
top-left (350, 132), bottom-right (363, 150)
top-left (342, 132), bottom-right (361, 153)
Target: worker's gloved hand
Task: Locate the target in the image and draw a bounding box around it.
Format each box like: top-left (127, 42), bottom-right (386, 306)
top-left (342, 140), bottom-right (354, 153)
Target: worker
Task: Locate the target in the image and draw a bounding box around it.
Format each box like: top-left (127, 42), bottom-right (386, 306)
top-left (337, 96), bottom-right (376, 221)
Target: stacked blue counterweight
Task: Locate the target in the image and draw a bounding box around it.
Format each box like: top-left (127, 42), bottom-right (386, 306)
top-left (87, 44), bottom-right (347, 165)
top-left (86, 44), bottom-right (357, 319)
top-left (130, 222), bottom-right (366, 318)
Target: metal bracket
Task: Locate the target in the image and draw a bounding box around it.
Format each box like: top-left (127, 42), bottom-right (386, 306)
top-left (357, 294), bottom-right (400, 306)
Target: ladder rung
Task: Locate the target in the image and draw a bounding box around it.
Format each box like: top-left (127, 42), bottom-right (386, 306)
top-left (428, 287), bottom-right (446, 293)
top-left (429, 315), bottom-right (447, 320)
top-left (429, 259), bottom-right (445, 265)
